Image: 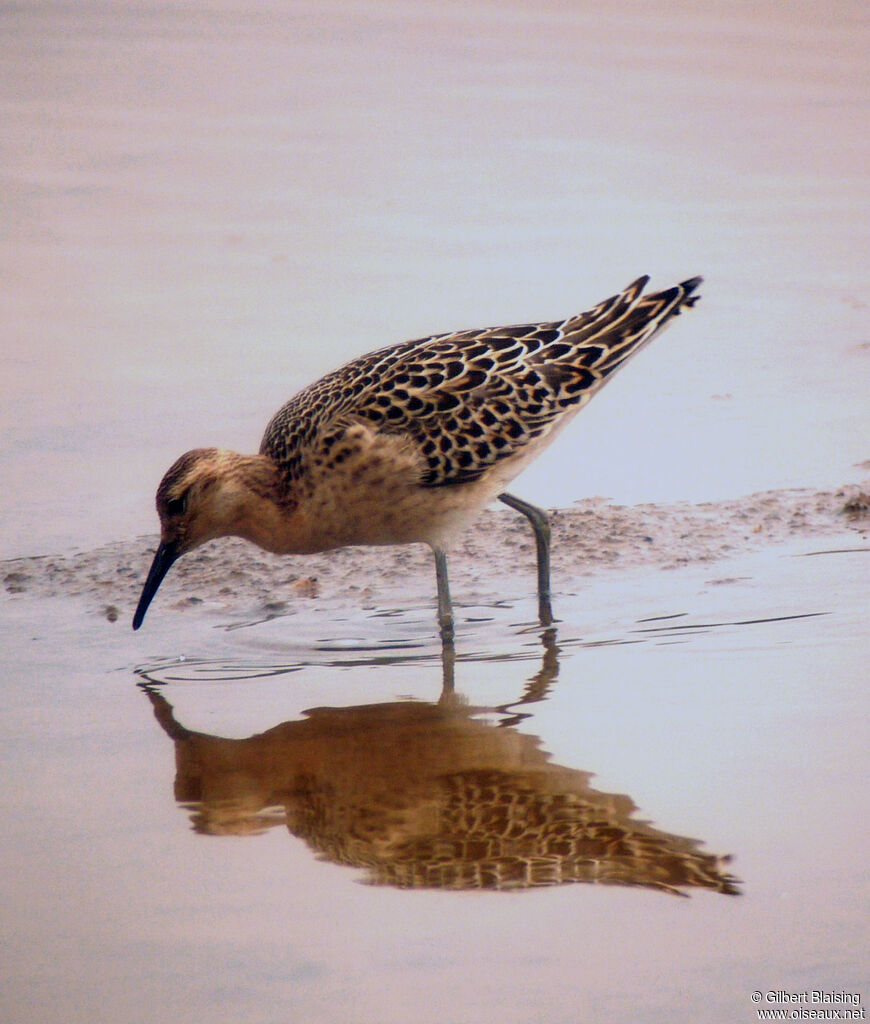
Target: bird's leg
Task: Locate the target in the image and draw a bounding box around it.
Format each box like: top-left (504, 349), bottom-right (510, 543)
top-left (439, 639), bottom-right (456, 698)
top-left (432, 546), bottom-right (455, 647)
top-left (498, 492), bottom-right (554, 626)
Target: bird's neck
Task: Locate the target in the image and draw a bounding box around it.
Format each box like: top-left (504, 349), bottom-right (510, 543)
top-left (216, 451), bottom-right (319, 555)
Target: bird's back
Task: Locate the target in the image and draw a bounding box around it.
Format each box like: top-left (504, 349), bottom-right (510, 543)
top-left (260, 275), bottom-right (701, 492)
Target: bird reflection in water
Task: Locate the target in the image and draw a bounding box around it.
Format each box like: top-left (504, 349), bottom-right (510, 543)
top-left (137, 630), bottom-right (739, 897)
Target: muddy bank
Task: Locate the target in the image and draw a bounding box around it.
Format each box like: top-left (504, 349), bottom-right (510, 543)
top-left (3, 479), bottom-right (867, 622)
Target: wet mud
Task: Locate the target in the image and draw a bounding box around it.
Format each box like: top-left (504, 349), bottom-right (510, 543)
top-left (3, 478), bottom-right (867, 621)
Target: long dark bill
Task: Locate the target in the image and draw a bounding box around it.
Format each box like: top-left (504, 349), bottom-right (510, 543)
top-left (132, 541), bottom-right (180, 630)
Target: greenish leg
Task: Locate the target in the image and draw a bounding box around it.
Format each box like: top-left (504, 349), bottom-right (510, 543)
top-left (432, 546), bottom-right (456, 647)
top-left (498, 491), bottom-right (554, 626)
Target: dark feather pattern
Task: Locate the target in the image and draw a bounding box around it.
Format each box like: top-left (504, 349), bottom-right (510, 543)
top-left (260, 276), bottom-right (702, 490)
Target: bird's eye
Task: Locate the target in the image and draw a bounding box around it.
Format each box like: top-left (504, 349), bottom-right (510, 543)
top-left (166, 495), bottom-right (187, 517)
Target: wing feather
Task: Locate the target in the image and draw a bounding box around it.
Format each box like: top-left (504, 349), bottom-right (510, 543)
top-left (261, 277), bottom-right (701, 489)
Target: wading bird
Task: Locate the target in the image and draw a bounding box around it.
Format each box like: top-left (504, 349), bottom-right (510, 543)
top-left (133, 275), bottom-right (701, 642)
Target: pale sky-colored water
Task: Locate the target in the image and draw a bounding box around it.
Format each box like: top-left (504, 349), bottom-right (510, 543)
top-left (2, 1), bottom-right (868, 559)
top-left (3, 540), bottom-right (868, 1024)
top-left (1, 7), bottom-right (869, 1021)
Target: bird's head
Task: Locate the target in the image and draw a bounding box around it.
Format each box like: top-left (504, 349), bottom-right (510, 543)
top-left (132, 447), bottom-right (264, 629)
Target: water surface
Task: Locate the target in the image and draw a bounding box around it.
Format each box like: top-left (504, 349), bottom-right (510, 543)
top-left (2, 542), bottom-right (867, 1023)
top-left (2, 0), bottom-right (868, 558)
top-left (1, 2), bottom-right (868, 1020)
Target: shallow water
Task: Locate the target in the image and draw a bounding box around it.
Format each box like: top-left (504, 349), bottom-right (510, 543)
top-left (2, 0), bottom-right (869, 559)
top-left (2, 1), bottom-right (869, 1020)
top-left (2, 539), bottom-right (868, 1023)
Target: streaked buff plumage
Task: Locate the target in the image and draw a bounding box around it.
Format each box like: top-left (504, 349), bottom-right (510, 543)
top-left (133, 275), bottom-right (702, 640)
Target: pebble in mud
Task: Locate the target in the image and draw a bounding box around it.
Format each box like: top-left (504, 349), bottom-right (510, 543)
top-left (842, 491), bottom-right (869, 518)
top-left (4, 572), bottom-right (30, 594)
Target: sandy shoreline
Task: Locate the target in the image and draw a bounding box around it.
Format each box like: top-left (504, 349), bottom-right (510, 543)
top-left (4, 478), bottom-right (867, 621)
